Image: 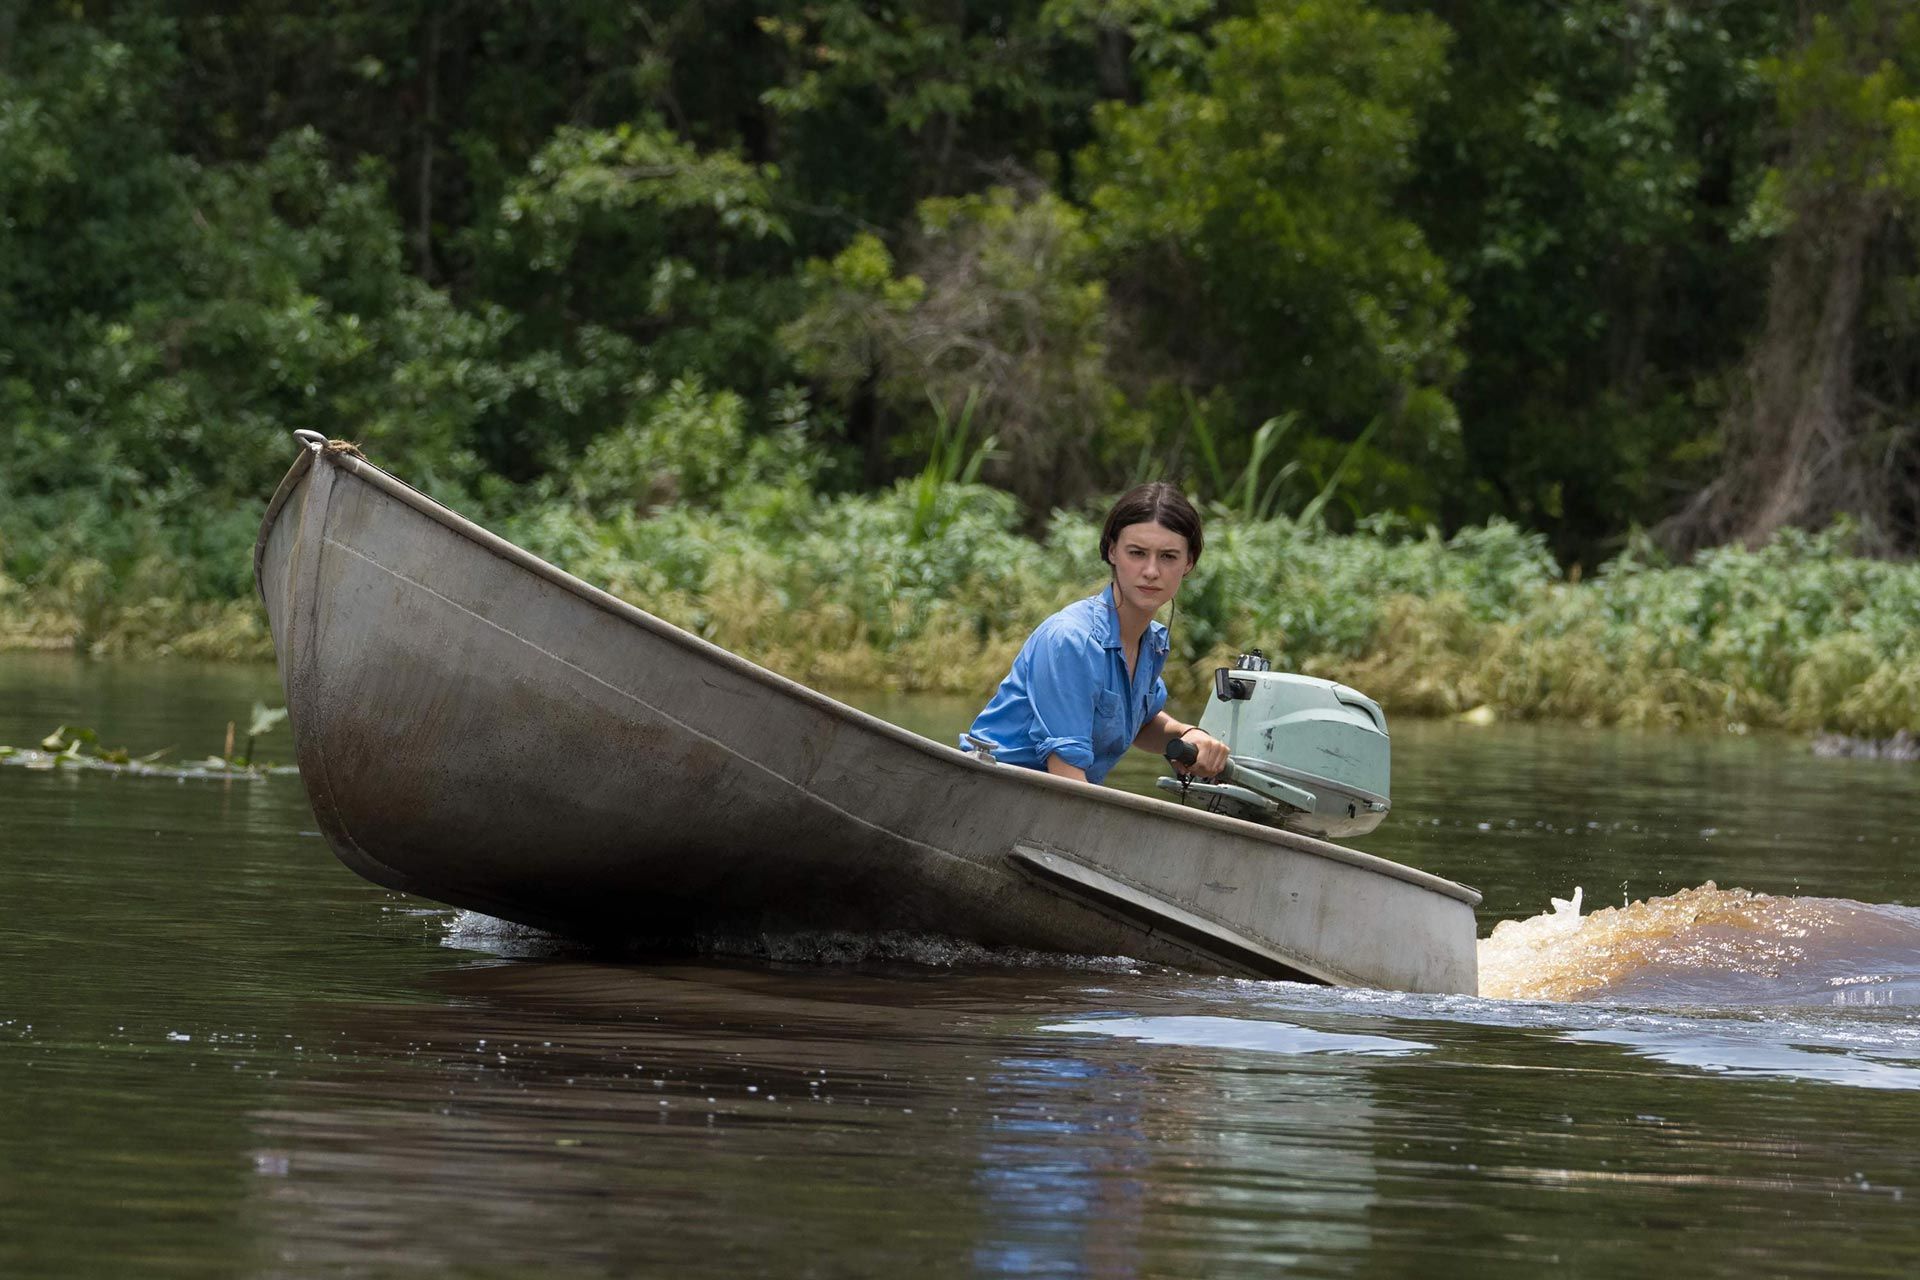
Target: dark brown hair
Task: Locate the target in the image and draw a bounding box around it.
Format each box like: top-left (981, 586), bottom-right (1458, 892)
top-left (1099, 482), bottom-right (1203, 568)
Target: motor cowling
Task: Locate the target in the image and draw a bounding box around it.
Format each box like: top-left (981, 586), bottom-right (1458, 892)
top-left (1156, 650), bottom-right (1391, 839)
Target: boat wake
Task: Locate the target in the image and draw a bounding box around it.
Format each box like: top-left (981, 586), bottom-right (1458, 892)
top-left (447, 884), bottom-right (1920, 1008)
top-left (1479, 883), bottom-right (1920, 1005)
top-left (708, 929), bottom-right (1148, 973)
top-left (443, 910), bottom-right (1146, 973)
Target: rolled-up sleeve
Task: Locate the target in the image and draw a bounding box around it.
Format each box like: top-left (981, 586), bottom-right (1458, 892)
top-left (1025, 626), bottom-right (1102, 770)
top-left (1148, 676), bottom-right (1169, 723)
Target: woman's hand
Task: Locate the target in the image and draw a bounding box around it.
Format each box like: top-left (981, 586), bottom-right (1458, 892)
top-left (1178, 728), bottom-right (1231, 779)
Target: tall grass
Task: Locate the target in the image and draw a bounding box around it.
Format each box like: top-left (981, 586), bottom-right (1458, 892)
top-left (4, 472), bottom-right (1915, 737)
top-left (484, 491), bottom-right (1920, 736)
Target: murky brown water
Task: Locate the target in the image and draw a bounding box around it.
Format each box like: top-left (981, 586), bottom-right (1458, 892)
top-left (3, 654), bottom-right (1918, 1276)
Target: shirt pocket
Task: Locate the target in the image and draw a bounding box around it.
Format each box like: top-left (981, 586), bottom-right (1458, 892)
top-left (1091, 689), bottom-right (1128, 760)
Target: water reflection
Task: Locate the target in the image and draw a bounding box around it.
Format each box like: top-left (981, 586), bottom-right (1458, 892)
top-left (241, 962), bottom-right (1412, 1277)
top-left (1021, 1020), bottom-right (1397, 1274)
top-left (973, 1055), bottom-right (1149, 1278)
top-left (245, 960), bottom-right (994, 1273)
top-left (1563, 1020), bottom-right (1920, 1093)
top-left (1048, 1015), bottom-right (1429, 1056)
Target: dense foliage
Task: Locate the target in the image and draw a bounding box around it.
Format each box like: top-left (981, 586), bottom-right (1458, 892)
top-left (2, 2), bottom-right (1918, 733)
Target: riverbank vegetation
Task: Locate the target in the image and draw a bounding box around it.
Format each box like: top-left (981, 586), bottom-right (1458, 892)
top-left (5, 451), bottom-right (1916, 736)
top-left (3, 3), bottom-right (1918, 735)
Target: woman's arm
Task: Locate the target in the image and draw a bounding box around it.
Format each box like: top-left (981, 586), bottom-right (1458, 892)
top-left (1044, 754), bottom-right (1089, 783)
top-left (1134, 711), bottom-right (1231, 776)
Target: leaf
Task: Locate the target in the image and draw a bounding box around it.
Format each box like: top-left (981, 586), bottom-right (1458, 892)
top-left (40, 725), bottom-right (96, 751)
top-left (1299, 415), bottom-right (1385, 529)
top-left (248, 703), bottom-right (289, 738)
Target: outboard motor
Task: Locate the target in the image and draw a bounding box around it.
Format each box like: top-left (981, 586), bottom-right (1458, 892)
top-left (1157, 650), bottom-right (1391, 840)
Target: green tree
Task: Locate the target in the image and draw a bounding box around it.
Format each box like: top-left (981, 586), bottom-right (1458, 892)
top-left (782, 186), bottom-right (1118, 512)
top-left (1, 15), bottom-right (505, 598)
top-left (1082, 0), bottom-right (1464, 523)
top-left (464, 119), bottom-right (796, 476)
top-left (757, 1), bottom-right (1071, 216)
top-left (1406, 0), bottom-right (1784, 565)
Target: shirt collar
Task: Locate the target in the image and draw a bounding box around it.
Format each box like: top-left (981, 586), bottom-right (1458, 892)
top-left (1097, 583), bottom-right (1171, 656)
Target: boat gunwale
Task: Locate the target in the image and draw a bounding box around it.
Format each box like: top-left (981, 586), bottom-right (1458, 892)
top-left (252, 442), bottom-right (1482, 908)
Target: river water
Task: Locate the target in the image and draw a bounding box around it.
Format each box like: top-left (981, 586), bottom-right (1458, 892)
top-left (3, 652), bottom-right (1917, 1276)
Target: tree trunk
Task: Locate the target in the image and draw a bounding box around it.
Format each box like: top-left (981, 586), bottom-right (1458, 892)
top-left (1663, 1), bottom-right (1915, 556)
top-left (415, 10), bottom-right (441, 281)
top-left (1735, 204), bottom-right (1876, 544)
top-left (1665, 198), bottom-right (1889, 554)
top-left (1094, 25), bottom-right (1136, 103)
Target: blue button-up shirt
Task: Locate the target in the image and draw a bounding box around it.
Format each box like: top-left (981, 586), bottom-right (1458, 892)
top-left (964, 585), bottom-right (1170, 784)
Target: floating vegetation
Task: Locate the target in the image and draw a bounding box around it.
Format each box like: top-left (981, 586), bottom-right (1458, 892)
top-left (0, 708), bottom-right (297, 781)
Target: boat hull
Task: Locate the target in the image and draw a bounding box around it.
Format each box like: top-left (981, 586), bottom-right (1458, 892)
top-left (256, 442), bottom-right (1481, 992)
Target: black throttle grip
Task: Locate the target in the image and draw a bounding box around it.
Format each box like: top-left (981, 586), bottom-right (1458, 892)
top-left (1165, 737), bottom-right (1199, 767)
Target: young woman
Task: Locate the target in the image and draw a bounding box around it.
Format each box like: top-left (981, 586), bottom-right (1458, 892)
top-left (964, 482), bottom-right (1232, 784)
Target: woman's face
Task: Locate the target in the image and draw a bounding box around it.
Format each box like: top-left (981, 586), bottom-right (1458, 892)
top-left (1108, 521), bottom-right (1194, 616)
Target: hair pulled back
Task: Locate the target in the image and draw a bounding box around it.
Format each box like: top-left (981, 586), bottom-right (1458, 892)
top-left (1098, 482), bottom-right (1203, 568)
